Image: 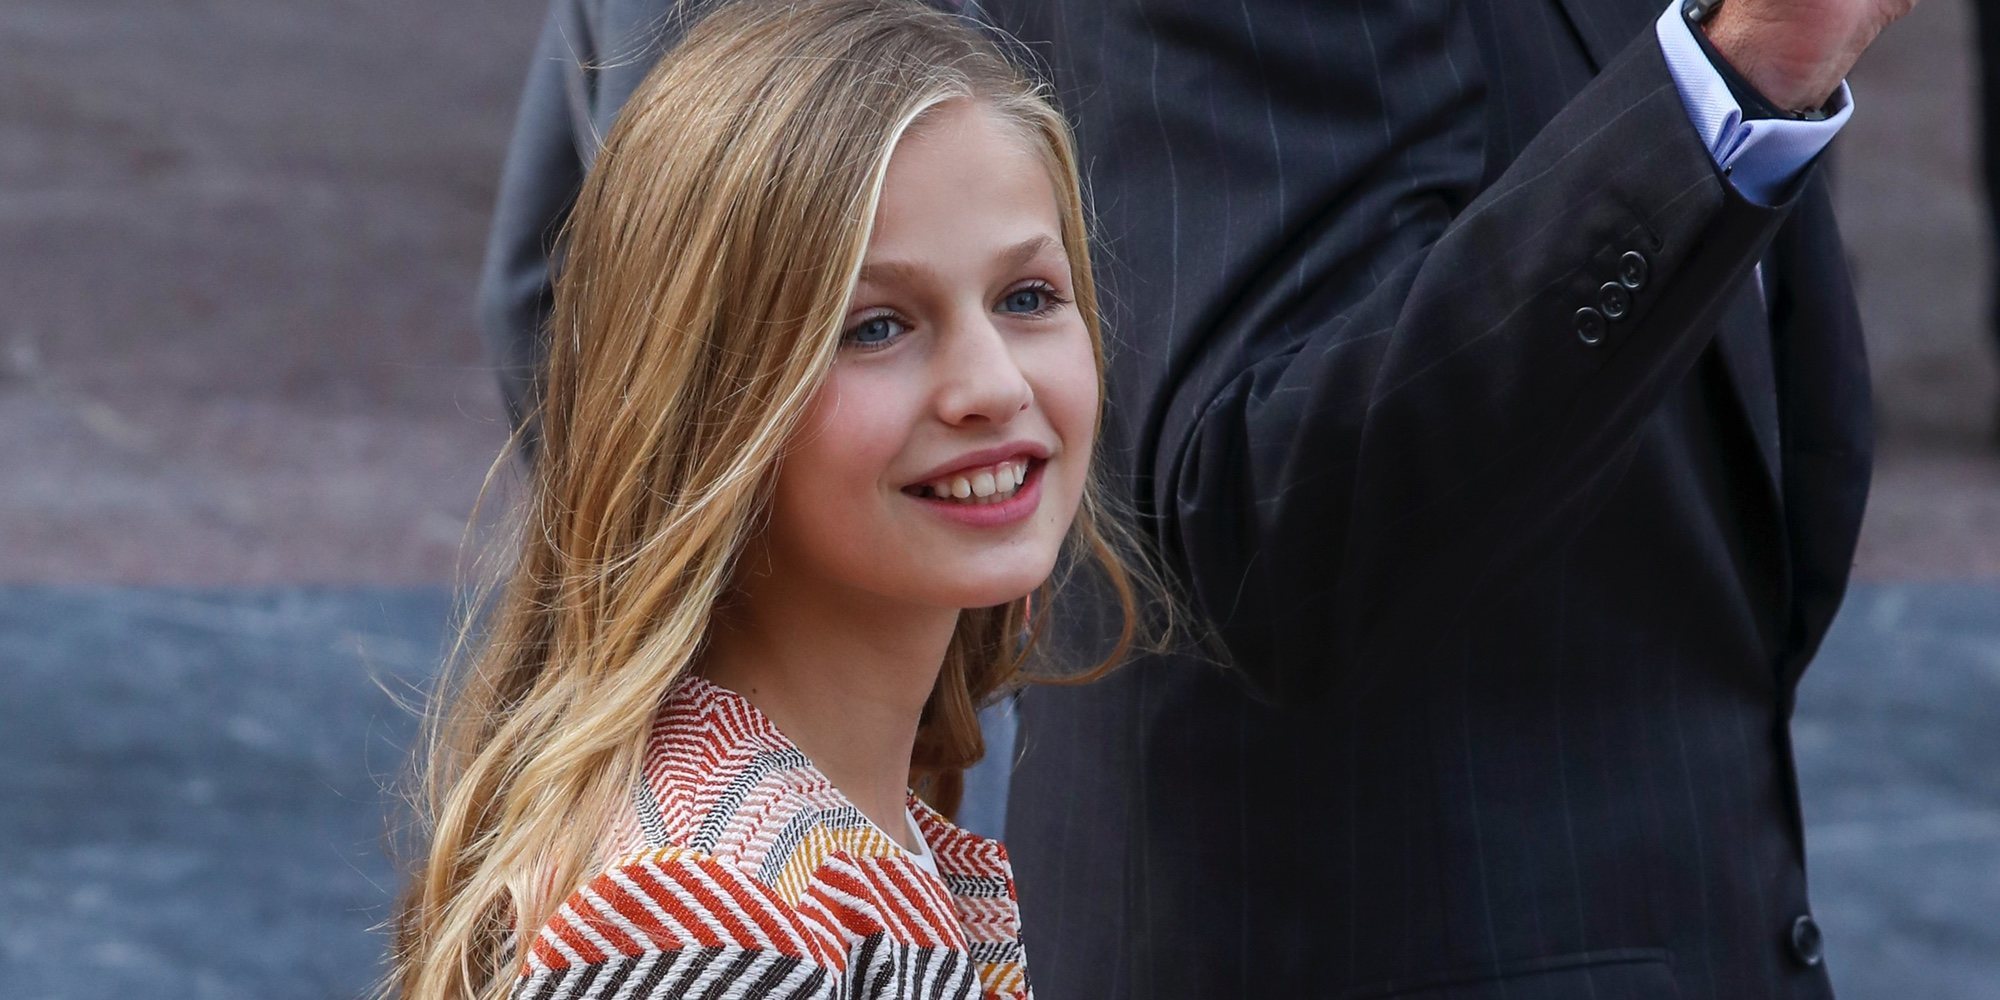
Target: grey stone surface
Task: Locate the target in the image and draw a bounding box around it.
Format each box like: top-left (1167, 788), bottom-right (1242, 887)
top-left (1795, 582), bottom-right (2000, 1000)
top-left (2, 582), bottom-right (1995, 997)
top-left (0, 587), bottom-right (453, 998)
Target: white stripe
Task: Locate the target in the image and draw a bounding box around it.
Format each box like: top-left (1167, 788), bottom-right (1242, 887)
top-left (564, 894), bottom-right (627, 959)
top-left (633, 857), bottom-right (745, 944)
top-left (537, 919), bottom-right (588, 968)
top-left (603, 865), bottom-right (703, 948)
top-left (608, 950), bottom-right (665, 1000)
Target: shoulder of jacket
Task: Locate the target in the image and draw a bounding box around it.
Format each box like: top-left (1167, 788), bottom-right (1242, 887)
top-left (516, 845), bottom-right (845, 999)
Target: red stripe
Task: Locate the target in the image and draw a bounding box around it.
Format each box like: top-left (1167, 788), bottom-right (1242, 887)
top-left (790, 897), bottom-right (850, 969)
top-left (663, 859), bottom-right (770, 951)
top-left (594, 870), bottom-right (683, 952)
top-left (837, 861), bottom-right (925, 941)
top-left (624, 862), bottom-right (727, 949)
top-left (861, 863), bottom-right (945, 947)
top-left (574, 878), bottom-right (645, 955)
top-left (802, 878), bottom-right (885, 938)
top-left (712, 863), bottom-right (808, 958)
top-left (530, 933), bottom-right (569, 969)
top-left (548, 905), bottom-right (608, 965)
top-left (874, 861), bottom-right (954, 948)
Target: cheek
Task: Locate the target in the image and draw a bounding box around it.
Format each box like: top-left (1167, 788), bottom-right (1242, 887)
top-left (1030, 326), bottom-right (1101, 467)
top-left (766, 372), bottom-right (911, 559)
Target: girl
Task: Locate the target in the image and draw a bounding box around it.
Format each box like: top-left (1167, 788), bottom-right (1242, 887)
top-left (392, 2), bottom-right (1166, 998)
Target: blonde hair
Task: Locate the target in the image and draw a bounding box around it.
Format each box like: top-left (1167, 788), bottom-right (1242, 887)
top-left (392, 2), bottom-right (1170, 997)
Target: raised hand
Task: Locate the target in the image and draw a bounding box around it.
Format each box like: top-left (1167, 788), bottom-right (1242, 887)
top-left (1700, 0), bottom-right (1922, 112)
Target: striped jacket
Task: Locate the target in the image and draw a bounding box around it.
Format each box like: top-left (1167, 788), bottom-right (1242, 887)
top-left (512, 676), bottom-right (1033, 1000)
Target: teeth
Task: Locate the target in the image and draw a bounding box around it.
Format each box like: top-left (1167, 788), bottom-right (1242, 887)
top-left (919, 458), bottom-right (1035, 503)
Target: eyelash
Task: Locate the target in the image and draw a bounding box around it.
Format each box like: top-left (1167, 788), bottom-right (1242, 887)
top-left (839, 281), bottom-right (1071, 352)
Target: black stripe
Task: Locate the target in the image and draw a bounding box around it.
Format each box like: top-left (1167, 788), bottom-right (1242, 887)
top-left (629, 948), bottom-right (688, 999)
top-left (529, 967), bottom-right (566, 1000)
top-left (567, 960), bottom-right (603, 999)
top-left (849, 931), bottom-right (886, 995)
top-left (696, 947), bottom-right (764, 1000)
top-left (786, 963), bottom-right (832, 1000)
top-left (593, 954), bottom-right (637, 1000)
top-left (521, 969), bottom-right (558, 1000)
top-left (744, 951), bottom-right (803, 997)
top-left (927, 948), bottom-right (961, 1000)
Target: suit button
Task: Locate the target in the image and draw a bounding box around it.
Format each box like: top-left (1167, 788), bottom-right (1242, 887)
top-left (1789, 915), bottom-right (1824, 967)
top-left (1575, 307), bottom-right (1606, 345)
top-left (1618, 250), bottom-right (1649, 289)
top-left (1599, 282), bottom-right (1632, 320)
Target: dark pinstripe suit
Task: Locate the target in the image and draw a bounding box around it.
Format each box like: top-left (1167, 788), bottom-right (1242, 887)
top-left (976, 1), bottom-right (1869, 998)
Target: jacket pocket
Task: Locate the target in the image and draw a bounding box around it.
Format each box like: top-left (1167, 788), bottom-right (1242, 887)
top-left (1338, 947), bottom-right (1679, 1000)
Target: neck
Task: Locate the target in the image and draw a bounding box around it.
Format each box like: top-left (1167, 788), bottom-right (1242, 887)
top-left (701, 565), bottom-right (957, 851)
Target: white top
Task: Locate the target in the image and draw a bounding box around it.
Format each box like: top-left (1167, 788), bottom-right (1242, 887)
top-left (903, 808), bottom-right (938, 877)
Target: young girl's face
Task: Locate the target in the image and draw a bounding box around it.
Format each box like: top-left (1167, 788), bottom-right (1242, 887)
top-left (759, 100), bottom-right (1098, 614)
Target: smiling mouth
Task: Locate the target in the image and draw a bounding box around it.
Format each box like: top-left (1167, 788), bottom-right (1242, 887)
top-left (905, 457), bottom-right (1037, 505)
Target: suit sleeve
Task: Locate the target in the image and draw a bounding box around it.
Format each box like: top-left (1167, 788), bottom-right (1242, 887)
top-left (1156, 28), bottom-right (1809, 701)
top-left (476, 0), bottom-right (597, 454)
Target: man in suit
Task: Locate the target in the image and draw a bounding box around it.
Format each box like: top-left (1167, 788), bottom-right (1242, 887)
top-left (971, 0), bottom-right (1908, 997)
top-left (477, 0), bottom-right (1913, 996)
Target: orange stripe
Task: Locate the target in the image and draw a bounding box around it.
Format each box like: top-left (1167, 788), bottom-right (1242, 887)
top-left (530, 934), bottom-right (569, 969)
top-left (549, 906), bottom-right (608, 965)
top-left (714, 863), bottom-right (809, 958)
top-left (790, 897), bottom-right (851, 970)
top-left (872, 862), bottom-right (951, 948)
top-left (595, 871), bottom-right (683, 951)
top-left (801, 879), bottom-right (883, 938)
top-left (574, 879), bottom-right (645, 956)
top-left (663, 859), bottom-right (770, 952)
top-left (625, 862), bottom-right (727, 949)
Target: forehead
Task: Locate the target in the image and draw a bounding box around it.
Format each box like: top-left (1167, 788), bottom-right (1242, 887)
top-left (864, 100), bottom-right (1064, 265)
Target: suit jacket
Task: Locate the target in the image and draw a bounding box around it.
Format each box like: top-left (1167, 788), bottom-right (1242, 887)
top-left (514, 676), bottom-right (1032, 1000)
top-left (975, 0), bottom-right (1871, 998)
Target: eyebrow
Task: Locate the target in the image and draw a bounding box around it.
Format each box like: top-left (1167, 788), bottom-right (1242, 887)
top-left (856, 234), bottom-right (1066, 288)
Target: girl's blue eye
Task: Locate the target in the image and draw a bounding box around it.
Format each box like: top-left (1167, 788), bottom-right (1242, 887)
top-left (1001, 288), bottom-right (1047, 314)
top-left (999, 282), bottom-right (1067, 316)
top-left (843, 314), bottom-right (906, 349)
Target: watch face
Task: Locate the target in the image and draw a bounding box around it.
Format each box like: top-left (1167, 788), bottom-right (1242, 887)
top-left (1683, 0), bottom-right (1723, 22)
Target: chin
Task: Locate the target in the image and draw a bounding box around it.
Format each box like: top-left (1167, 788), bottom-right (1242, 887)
top-left (916, 565), bottom-right (1052, 611)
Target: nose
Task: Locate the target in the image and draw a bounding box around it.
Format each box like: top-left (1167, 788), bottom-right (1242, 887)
top-left (932, 312), bottom-right (1033, 426)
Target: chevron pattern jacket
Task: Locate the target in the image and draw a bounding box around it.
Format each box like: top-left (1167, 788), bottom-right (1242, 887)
top-left (510, 675), bottom-right (1033, 1000)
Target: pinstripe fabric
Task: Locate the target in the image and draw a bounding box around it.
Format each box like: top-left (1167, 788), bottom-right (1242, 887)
top-left (513, 677), bottom-right (1031, 1000)
top-left (984, 1), bottom-right (1869, 998)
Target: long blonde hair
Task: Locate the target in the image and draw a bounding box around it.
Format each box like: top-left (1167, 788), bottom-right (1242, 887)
top-left (392, 2), bottom-right (1168, 997)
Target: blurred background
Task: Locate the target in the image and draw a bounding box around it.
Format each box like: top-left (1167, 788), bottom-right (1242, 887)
top-left (2, 1), bottom-right (1996, 997)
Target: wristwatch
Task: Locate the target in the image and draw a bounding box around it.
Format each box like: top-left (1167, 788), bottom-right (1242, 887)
top-left (1682, 0), bottom-right (1725, 24)
top-left (1681, 0), bottom-right (1831, 120)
